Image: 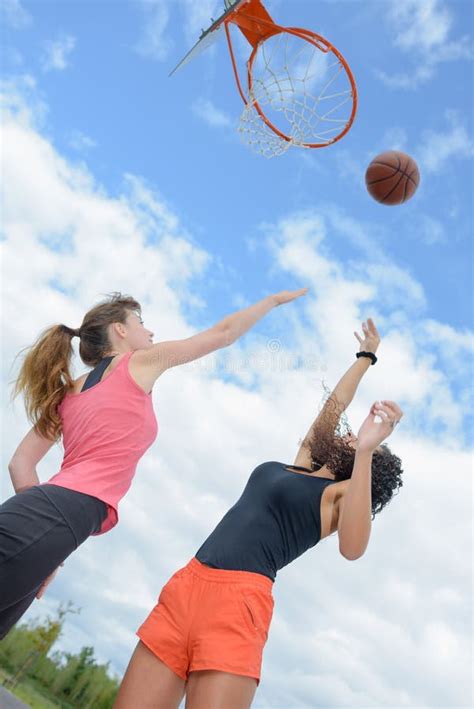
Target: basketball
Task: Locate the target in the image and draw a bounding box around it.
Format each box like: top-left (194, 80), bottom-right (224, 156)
top-left (365, 150), bottom-right (420, 205)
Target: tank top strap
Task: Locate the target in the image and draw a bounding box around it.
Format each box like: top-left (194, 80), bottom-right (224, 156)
top-left (286, 458), bottom-right (324, 473)
top-left (81, 356), bottom-right (116, 392)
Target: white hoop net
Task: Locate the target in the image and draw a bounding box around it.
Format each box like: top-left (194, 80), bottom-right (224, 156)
top-left (238, 31), bottom-right (355, 158)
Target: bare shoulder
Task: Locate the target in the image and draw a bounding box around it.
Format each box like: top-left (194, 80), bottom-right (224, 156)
top-left (71, 355), bottom-right (122, 394)
top-left (128, 349), bottom-right (163, 393)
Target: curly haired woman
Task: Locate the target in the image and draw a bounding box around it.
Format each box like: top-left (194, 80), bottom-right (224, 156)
top-left (115, 318), bottom-right (404, 709)
top-left (0, 288), bottom-right (307, 638)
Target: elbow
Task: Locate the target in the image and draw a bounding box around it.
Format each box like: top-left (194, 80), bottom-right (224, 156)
top-left (8, 461), bottom-right (18, 486)
top-left (8, 459), bottom-right (23, 482)
top-left (340, 550), bottom-right (364, 561)
top-left (338, 542), bottom-right (367, 561)
top-left (219, 324), bottom-right (233, 348)
top-left (8, 457), bottom-right (31, 476)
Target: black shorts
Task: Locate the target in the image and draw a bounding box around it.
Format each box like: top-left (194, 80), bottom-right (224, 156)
top-left (0, 484), bottom-right (107, 639)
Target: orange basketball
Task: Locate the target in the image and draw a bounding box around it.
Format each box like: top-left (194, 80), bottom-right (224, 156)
top-left (365, 150), bottom-right (420, 205)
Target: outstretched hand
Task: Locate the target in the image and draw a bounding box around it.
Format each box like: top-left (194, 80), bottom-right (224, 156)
top-left (273, 288), bottom-right (309, 306)
top-left (354, 318), bottom-right (380, 353)
top-left (357, 400), bottom-right (403, 452)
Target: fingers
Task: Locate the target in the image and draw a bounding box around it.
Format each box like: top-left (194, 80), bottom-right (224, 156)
top-left (367, 317), bottom-right (379, 335)
top-left (373, 401), bottom-right (403, 427)
top-left (354, 320), bottom-right (369, 341)
top-left (370, 402), bottom-right (381, 416)
top-left (282, 288), bottom-right (309, 303)
top-left (380, 400), bottom-right (404, 418)
top-left (354, 318), bottom-right (379, 343)
top-left (374, 406), bottom-right (389, 421)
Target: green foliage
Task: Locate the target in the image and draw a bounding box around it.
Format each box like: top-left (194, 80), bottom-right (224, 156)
top-left (0, 605), bottom-right (119, 708)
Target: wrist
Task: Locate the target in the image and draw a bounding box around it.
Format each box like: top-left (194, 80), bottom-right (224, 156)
top-left (355, 445), bottom-right (374, 457)
top-left (15, 484), bottom-right (37, 494)
top-left (356, 351), bottom-right (377, 365)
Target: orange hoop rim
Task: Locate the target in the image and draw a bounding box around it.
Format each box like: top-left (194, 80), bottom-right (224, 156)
top-left (224, 16), bottom-right (358, 149)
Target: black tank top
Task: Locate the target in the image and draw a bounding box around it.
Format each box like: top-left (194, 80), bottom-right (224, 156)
top-left (81, 356), bottom-right (115, 392)
top-left (195, 461), bottom-right (337, 581)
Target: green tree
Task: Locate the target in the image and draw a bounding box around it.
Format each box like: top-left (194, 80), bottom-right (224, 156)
top-left (52, 645), bottom-right (95, 700)
top-left (3, 602), bottom-right (78, 690)
top-left (0, 603), bottom-right (119, 707)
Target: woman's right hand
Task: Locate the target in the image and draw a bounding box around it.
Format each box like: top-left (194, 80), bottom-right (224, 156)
top-left (272, 288), bottom-right (309, 306)
top-left (357, 400), bottom-right (403, 452)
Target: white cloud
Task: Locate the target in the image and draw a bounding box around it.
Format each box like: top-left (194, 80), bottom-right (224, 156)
top-left (1, 79), bottom-right (472, 708)
top-left (421, 319), bottom-right (474, 359)
top-left (192, 97), bottom-right (232, 127)
top-left (41, 34), bottom-right (76, 72)
top-left (1, 85), bottom-right (210, 359)
top-left (264, 208), bottom-right (471, 443)
top-left (376, 0), bottom-right (473, 89)
top-left (69, 130), bottom-right (97, 152)
top-left (364, 262), bottom-right (426, 310)
top-left (416, 109), bottom-right (474, 174)
top-left (0, 0), bottom-right (31, 29)
top-left (134, 0), bottom-right (172, 61)
top-left (0, 74), bottom-right (48, 127)
top-left (390, 0), bottom-right (452, 53)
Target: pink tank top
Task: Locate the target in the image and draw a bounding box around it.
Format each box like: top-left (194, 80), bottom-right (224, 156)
top-left (45, 351), bottom-right (158, 534)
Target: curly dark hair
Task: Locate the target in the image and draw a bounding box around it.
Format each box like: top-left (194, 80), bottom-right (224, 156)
top-left (306, 393), bottom-right (403, 519)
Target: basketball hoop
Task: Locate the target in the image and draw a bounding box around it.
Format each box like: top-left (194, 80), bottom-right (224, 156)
top-left (170, 0), bottom-right (358, 157)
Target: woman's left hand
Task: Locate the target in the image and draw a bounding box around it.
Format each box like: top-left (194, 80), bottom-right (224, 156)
top-left (357, 400), bottom-right (403, 452)
top-left (354, 318), bottom-right (380, 353)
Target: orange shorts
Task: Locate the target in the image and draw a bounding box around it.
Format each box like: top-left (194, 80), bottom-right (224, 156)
top-left (137, 557), bottom-right (274, 683)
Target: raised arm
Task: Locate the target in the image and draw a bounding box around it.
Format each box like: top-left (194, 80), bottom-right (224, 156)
top-left (135, 288), bottom-right (308, 379)
top-left (293, 318), bottom-right (380, 468)
top-left (337, 400), bottom-right (404, 559)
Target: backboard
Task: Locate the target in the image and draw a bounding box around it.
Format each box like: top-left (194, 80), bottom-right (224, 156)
top-left (169, 0), bottom-right (247, 76)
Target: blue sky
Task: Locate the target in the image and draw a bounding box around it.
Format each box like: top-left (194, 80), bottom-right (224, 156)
top-left (1, 1), bottom-right (473, 706)
top-left (2, 0), bottom-right (473, 330)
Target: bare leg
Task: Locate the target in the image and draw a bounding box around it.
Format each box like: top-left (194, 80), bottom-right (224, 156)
top-left (114, 641), bottom-right (185, 709)
top-left (185, 670), bottom-right (258, 709)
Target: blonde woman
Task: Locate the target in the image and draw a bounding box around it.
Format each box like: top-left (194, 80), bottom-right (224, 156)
top-left (1, 288), bottom-right (307, 638)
